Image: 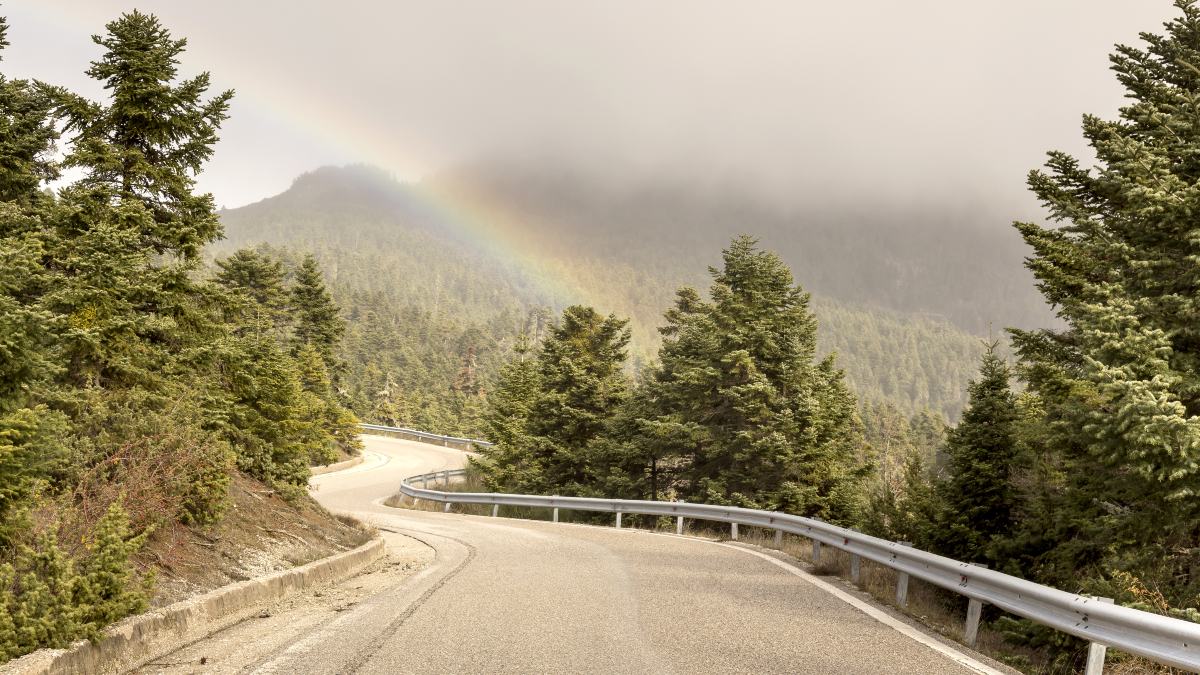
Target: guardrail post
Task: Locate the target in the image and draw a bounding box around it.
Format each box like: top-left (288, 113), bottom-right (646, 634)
top-left (1084, 598), bottom-right (1114, 675)
top-left (963, 563), bottom-right (987, 647)
top-left (553, 507), bottom-right (559, 522)
top-left (773, 530), bottom-right (783, 547)
top-left (676, 516), bottom-right (684, 535)
top-left (731, 523), bottom-right (739, 540)
top-left (812, 539), bottom-right (822, 565)
top-left (964, 597), bottom-right (983, 647)
top-left (895, 542), bottom-right (912, 607)
top-left (442, 470), bottom-right (450, 486)
top-left (615, 511), bottom-right (622, 529)
top-left (443, 502), bottom-right (451, 513)
top-left (850, 554), bottom-right (861, 583)
top-left (491, 504), bottom-right (499, 517)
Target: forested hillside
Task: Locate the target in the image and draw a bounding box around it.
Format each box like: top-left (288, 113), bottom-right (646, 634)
top-left (218, 165), bottom-right (1017, 424)
top-left (0, 12), bottom-right (361, 662)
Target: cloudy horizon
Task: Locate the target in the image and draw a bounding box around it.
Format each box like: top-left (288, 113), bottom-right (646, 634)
top-left (2, 1), bottom-right (1177, 218)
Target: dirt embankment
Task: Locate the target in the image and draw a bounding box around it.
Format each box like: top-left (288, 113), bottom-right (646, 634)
top-left (140, 473), bottom-right (373, 607)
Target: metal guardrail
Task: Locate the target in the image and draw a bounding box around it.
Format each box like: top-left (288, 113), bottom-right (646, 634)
top-left (398, 468), bottom-right (1200, 674)
top-left (358, 423), bottom-right (493, 450)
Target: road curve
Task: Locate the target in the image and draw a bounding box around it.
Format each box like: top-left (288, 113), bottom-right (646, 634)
top-left (142, 435), bottom-right (1003, 674)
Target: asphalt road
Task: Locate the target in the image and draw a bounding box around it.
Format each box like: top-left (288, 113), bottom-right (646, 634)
top-left (142, 434), bottom-right (1007, 674)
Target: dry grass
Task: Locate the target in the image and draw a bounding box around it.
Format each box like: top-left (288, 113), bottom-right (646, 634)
top-left (143, 473), bottom-right (375, 606)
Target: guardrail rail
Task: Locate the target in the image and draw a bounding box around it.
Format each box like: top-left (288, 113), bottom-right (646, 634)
top-left (359, 423), bottom-right (1200, 674)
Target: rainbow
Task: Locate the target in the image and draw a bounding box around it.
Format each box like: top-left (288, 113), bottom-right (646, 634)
top-left (7, 2), bottom-right (590, 304)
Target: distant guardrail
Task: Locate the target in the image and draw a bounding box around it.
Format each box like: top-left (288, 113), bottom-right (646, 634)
top-left (358, 423), bottom-right (492, 451)
top-left (398, 468), bottom-right (1200, 674)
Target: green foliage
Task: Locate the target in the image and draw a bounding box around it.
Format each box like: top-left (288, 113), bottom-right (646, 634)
top-left (0, 407), bottom-right (67, 549)
top-left (218, 165), bottom-right (1006, 433)
top-left (290, 254), bottom-right (345, 367)
top-left (636, 236), bottom-right (872, 524)
top-left (1004, 0), bottom-right (1200, 612)
top-left (470, 337), bottom-right (541, 490)
top-left (0, 503), bottom-right (151, 662)
top-left (215, 247), bottom-right (288, 329)
top-left (862, 449), bottom-right (939, 546)
top-left (8, 535), bottom-right (79, 655)
top-left (929, 346), bottom-right (1019, 565)
top-left (212, 332), bottom-right (312, 493)
top-left (71, 502), bottom-right (151, 640)
top-left (54, 10), bottom-right (231, 260)
top-left (472, 306), bottom-right (631, 495)
top-left (0, 11), bottom-right (356, 663)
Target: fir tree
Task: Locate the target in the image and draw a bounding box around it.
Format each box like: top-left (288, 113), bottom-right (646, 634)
top-left (638, 236), bottom-right (871, 524)
top-left (525, 306), bottom-right (630, 494)
top-left (930, 345), bottom-right (1018, 564)
top-left (471, 335), bottom-right (542, 491)
top-left (215, 248), bottom-right (288, 329)
top-left (71, 502), bottom-right (150, 640)
top-left (0, 14), bottom-right (59, 207)
top-left (1008, 0), bottom-right (1200, 605)
top-left (289, 255), bottom-right (344, 367)
top-left (54, 10), bottom-right (232, 259)
top-left (475, 308), bottom-right (630, 495)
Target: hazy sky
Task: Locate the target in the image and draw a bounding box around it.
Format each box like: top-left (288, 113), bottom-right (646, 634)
top-left (0, 1), bottom-right (1179, 213)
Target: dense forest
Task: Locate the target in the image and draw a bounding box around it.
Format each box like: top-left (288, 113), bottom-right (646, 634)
top-left (218, 164), bottom-right (1011, 426)
top-left (0, 11), bottom-right (357, 661)
top-left (470, 3), bottom-right (1200, 670)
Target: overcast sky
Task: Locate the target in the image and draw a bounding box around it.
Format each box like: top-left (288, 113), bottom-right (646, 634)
top-left (0, 1), bottom-right (1179, 214)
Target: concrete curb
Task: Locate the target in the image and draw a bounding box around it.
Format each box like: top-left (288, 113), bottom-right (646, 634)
top-left (311, 453), bottom-right (364, 476)
top-left (1, 537), bottom-right (385, 675)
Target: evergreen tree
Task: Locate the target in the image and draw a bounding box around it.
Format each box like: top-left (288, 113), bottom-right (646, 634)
top-left (9, 535), bottom-right (78, 653)
top-left (638, 236), bottom-right (871, 524)
top-left (471, 335), bottom-right (542, 490)
top-left (0, 14), bottom-right (59, 207)
top-left (40, 10), bottom-right (232, 390)
top-left (290, 255), bottom-right (344, 367)
top-left (215, 248), bottom-right (287, 329)
top-left (525, 306), bottom-right (630, 494)
top-left (1007, 0), bottom-right (1200, 607)
top-left (71, 502), bottom-right (150, 640)
top-left (54, 10), bottom-right (232, 260)
top-left (930, 345), bottom-right (1018, 564)
top-left (474, 308), bottom-right (630, 495)
top-left (212, 332), bottom-right (311, 492)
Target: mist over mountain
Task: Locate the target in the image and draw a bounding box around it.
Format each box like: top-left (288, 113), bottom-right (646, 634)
top-left (224, 163), bottom-right (1051, 332)
top-left (217, 164), bottom-right (1047, 421)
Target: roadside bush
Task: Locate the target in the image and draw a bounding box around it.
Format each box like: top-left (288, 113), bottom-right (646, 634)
top-left (0, 502), bottom-right (150, 663)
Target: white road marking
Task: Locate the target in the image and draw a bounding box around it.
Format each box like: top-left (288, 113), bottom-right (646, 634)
top-left (710, 542), bottom-right (1005, 675)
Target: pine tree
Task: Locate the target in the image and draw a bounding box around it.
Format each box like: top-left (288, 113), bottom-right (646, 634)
top-left (525, 306), bottom-right (630, 494)
top-left (930, 345), bottom-right (1018, 564)
top-left (638, 236), bottom-right (871, 524)
top-left (216, 248), bottom-right (288, 329)
top-left (41, 10), bottom-right (233, 390)
top-left (54, 10), bottom-right (232, 260)
top-left (471, 335), bottom-right (542, 491)
top-left (475, 309), bottom-right (630, 495)
top-left (1008, 0), bottom-right (1200, 605)
top-left (0, 14), bottom-right (59, 207)
top-left (71, 502), bottom-right (150, 640)
top-left (290, 255), bottom-right (344, 367)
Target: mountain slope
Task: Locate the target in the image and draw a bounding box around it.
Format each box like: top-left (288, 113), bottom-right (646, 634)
top-left (217, 165), bottom-right (1038, 422)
